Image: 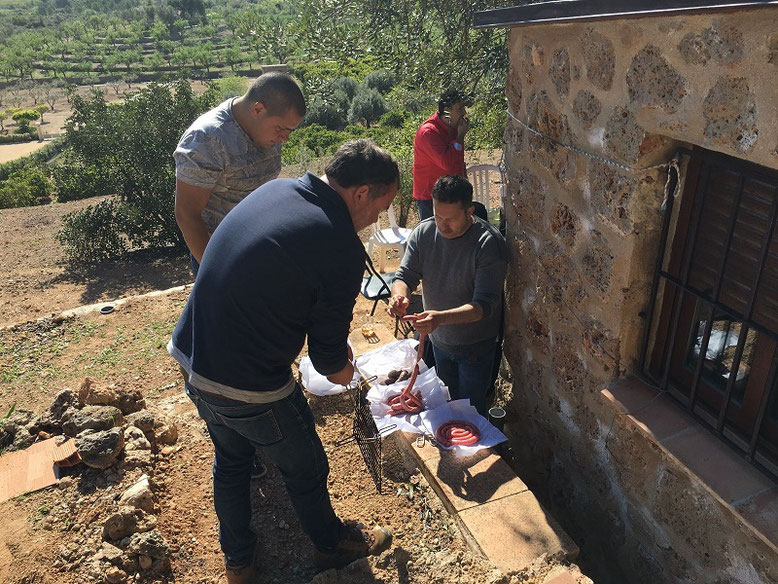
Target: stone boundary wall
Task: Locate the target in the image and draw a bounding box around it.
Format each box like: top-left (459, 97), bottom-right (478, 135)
top-left (501, 8), bottom-right (778, 584)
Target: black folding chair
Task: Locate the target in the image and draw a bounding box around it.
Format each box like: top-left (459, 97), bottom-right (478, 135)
top-left (361, 253), bottom-right (413, 338)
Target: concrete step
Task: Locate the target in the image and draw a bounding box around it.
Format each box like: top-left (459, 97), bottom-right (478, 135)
top-left (392, 431), bottom-right (579, 573)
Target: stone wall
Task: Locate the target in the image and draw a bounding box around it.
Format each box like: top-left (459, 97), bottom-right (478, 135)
top-left (501, 8), bottom-right (778, 584)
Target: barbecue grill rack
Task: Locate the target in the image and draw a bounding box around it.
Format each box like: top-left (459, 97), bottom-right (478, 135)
top-left (334, 367), bottom-right (395, 494)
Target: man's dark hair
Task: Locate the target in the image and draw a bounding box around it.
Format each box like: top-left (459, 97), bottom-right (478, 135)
top-left (431, 175), bottom-right (473, 209)
top-left (437, 88), bottom-right (472, 116)
top-left (325, 139), bottom-right (400, 199)
top-left (246, 72), bottom-right (306, 117)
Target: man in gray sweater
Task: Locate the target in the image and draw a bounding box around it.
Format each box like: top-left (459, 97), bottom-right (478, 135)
top-left (389, 175), bottom-right (507, 415)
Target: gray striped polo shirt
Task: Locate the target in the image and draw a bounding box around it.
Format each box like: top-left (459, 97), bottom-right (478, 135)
top-left (174, 98), bottom-right (282, 235)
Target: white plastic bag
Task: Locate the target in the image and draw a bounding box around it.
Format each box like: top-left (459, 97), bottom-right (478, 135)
top-left (300, 338), bottom-right (424, 396)
top-left (367, 366), bottom-right (451, 434)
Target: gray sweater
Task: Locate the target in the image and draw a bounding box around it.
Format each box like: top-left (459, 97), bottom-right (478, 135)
top-left (396, 216), bottom-right (508, 354)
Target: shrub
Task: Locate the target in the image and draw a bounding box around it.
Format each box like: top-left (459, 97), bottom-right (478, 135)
top-left (282, 124), bottom-right (347, 165)
top-left (348, 86), bottom-right (386, 128)
top-left (11, 109), bottom-right (40, 132)
top-left (466, 96), bottom-right (507, 150)
top-left (210, 76), bottom-right (247, 100)
top-left (0, 131), bottom-right (37, 144)
top-left (52, 160), bottom-right (114, 202)
top-left (0, 166), bottom-right (52, 209)
top-left (57, 81), bottom-right (219, 260)
top-left (380, 109), bottom-right (409, 128)
top-left (303, 96), bottom-right (347, 130)
top-left (363, 70), bottom-right (395, 94)
top-left (57, 199), bottom-right (128, 261)
top-left (331, 76), bottom-right (358, 100)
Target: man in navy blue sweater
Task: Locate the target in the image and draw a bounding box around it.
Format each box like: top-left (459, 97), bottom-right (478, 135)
top-left (168, 140), bottom-right (399, 581)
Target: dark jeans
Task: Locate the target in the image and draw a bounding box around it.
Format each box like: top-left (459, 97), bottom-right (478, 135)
top-left (432, 341), bottom-right (497, 416)
top-left (185, 382), bottom-right (343, 567)
top-left (189, 253), bottom-right (199, 277)
top-left (416, 198), bottom-right (433, 221)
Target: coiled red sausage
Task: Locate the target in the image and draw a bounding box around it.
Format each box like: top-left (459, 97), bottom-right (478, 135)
top-left (435, 420), bottom-right (480, 447)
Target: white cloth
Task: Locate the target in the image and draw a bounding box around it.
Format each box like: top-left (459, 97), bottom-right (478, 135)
top-left (419, 399), bottom-right (507, 457)
top-left (367, 366), bottom-right (451, 434)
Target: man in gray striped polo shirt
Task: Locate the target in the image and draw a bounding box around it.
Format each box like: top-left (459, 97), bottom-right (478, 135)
top-left (174, 72), bottom-right (306, 272)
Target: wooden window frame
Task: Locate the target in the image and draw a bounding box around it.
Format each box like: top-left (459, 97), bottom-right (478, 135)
top-left (642, 147), bottom-right (778, 477)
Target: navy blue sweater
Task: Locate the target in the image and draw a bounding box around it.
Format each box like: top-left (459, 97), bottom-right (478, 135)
top-left (169, 172), bottom-right (364, 396)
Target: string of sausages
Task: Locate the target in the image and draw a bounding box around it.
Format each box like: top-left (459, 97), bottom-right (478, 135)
top-left (387, 333), bottom-right (426, 415)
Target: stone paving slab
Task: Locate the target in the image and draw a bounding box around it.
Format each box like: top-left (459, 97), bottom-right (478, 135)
top-left (392, 431), bottom-right (579, 572)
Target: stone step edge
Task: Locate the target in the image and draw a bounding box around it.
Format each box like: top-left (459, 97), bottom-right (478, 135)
top-left (388, 431), bottom-right (579, 570)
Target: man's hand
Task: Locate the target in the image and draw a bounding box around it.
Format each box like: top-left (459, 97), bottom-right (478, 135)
top-left (388, 294), bottom-right (410, 318)
top-left (326, 361), bottom-right (355, 387)
top-left (456, 117), bottom-right (470, 141)
top-left (404, 310), bottom-right (445, 335)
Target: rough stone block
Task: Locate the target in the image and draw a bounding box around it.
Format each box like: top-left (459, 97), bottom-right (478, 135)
top-left (552, 336), bottom-right (590, 392)
top-left (703, 76), bottom-right (758, 154)
top-left (526, 91), bottom-right (577, 184)
top-left (770, 34), bottom-right (778, 65)
top-left (627, 45), bottom-right (687, 113)
top-left (507, 167), bottom-right (546, 233)
top-left (580, 316), bottom-right (620, 373)
top-left (581, 230), bottom-right (614, 294)
top-left (549, 48), bottom-right (571, 100)
top-left (581, 29), bottom-right (615, 90)
top-left (550, 202), bottom-right (579, 248)
top-left (507, 61), bottom-right (522, 108)
top-left (588, 161), bottom-right (638, 235)
top-left (604, 107), bottom-right (646, 165)
top-left (572, 90), bottom-right (601, 129)
top-left (679, 20), bottom-right (744, 65)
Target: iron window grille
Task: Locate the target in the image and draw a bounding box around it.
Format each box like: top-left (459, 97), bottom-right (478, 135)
top-left (641, 146), bottom-right (778, 478)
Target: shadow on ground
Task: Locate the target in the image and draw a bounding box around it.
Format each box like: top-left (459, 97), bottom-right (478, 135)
top-left (46, 247), bottom-right (193, 305)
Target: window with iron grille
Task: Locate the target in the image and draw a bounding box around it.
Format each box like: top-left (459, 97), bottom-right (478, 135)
top-left (642, 147), bottom-right (778, 478)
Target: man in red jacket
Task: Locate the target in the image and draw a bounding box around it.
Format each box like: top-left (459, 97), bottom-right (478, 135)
top-left (412, 89), bottom-right (471, 221)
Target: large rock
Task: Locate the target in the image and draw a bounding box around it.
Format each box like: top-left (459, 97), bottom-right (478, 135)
top-left (153, 415), bottom-right (178, 446)
top-left (125, 530), bottom-right (170, 571)
top-left (44, 389), bottom-right (79, 428)
top-left (125, 411), bottom-right (155, 435)
top-left (76, 427), bottom-right (124, 469)
top-left (119, 475), bottom-right (154, 513)
top-left (62, 405), bottom-right (122, 436)
top-left (103, 506), bottom-right (156, 541)
top-left (93, 541), bottom-right (124, 566)
top-left (0, 409), bottom-right (42, 451)
top-left (123, 426), bottom-right (151, 452)
top-left (79, 378), bottom-right (145, 415)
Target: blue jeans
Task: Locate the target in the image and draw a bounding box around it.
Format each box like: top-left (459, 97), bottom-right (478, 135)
top-left (189, 253), bottom-right (199, 277)
top-left (432, 341), bottom-right (497, 416)
top-left (185, 383), bottom-right (343, 567)
top-left (416, 198), bottom-right (433, 221)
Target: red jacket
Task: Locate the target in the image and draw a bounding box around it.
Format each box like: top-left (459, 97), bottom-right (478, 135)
top-left (412, 112), bottom-right (465, 201)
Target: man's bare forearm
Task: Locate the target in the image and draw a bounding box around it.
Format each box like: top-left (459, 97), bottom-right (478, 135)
top-left (437, 303), bottom-right (483, 325)
top-left (176, 212), bottom-right (210, 263)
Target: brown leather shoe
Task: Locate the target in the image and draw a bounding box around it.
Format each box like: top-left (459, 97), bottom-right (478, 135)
top-left (314, 521), bottom-right (392, 570)
top-left (225, 563), bottom-right (255, 584)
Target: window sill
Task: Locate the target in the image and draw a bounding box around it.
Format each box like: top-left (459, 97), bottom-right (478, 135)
top-left (601, 377), bottom-right (778, 550)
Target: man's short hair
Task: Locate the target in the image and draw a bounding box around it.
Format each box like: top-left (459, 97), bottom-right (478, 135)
top-left (431, 175), bottom-right (473, 209)
top-left (437, 88), bottom-right (473, 116)
top-left (325, 139), bottom-right (400, 199)
top-left (246, 72), bottom-right (306, 117)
